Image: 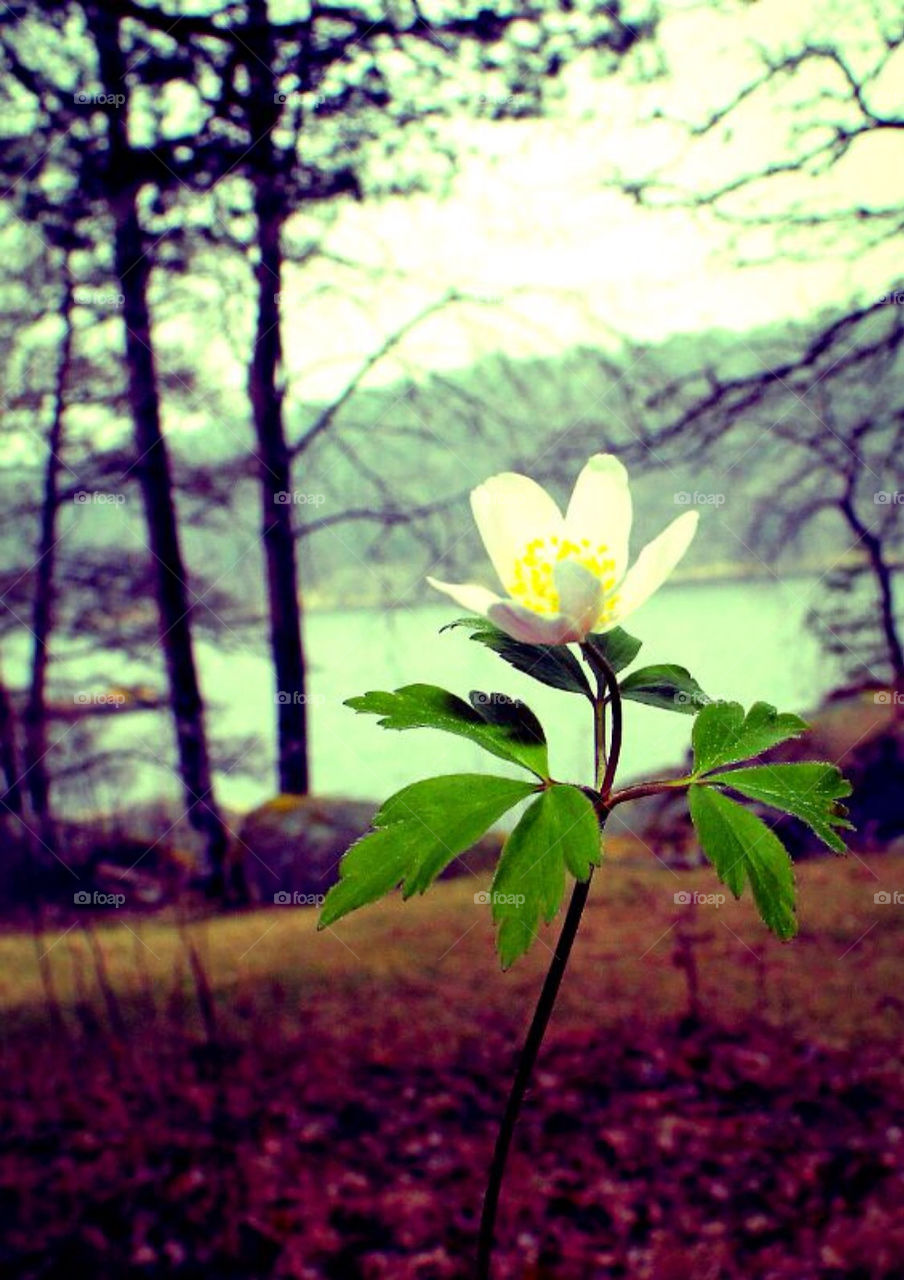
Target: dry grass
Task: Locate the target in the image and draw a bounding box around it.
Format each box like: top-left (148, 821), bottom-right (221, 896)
top-left (4, 846), bottom-right (903, 1052)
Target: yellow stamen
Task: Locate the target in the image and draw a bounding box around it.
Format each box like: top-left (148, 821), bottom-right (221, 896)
top-left (506, 535), bottom-right (617, 617)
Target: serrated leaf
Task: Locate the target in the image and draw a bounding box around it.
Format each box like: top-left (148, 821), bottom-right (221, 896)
top-left (583, 626), bottom-right (643, 675)
top-left (619, 663), bottom-right (710, 714)
top-left (692, 700), bottom-right (808, 775)
top-left (345, 683), bottom-right (549, 778)
top-left (688, 784), bottom-right (797, 939)
top-left (705, 762), bottom-right (853, 854)
top-left (468, 691), bottom-right (546, 759)
top-left (490, 784), bottom-right (601, 968)
top-left (318, 824), bottom-right (421, 928)
top-left (441, 616), bottom-right (591, 697)
top-left (319, 773), bottom-right (538, 926)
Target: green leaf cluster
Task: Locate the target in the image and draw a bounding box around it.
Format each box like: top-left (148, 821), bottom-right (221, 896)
top-left (449, 615), bottom-right (713, 719)
top-left (320, 677), bottom-right (604, 964)
top-left (685, 700), bottom-right (853, 940)
top-left (320, 624), bottom-right (855, 964)
top-left (345, 683), bottom-right (549, 778)
top-left (491, 784), bottom-right (601, 968)
top-left (319, 773), bottom-right (538, 927)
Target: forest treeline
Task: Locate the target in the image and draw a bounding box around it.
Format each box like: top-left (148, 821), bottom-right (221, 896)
top-left (0, 0), bottom-right (901, 902)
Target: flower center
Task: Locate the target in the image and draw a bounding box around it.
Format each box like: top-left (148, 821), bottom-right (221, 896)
top-left (508, 535), bottom-right (619, 619)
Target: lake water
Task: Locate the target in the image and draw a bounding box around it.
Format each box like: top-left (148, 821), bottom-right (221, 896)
top-left (23, 575), bottom-right (840, 821)
top-left (195, 575), bottom-right (837, 815)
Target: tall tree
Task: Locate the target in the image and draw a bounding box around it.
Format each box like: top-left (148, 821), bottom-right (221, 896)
top-left (87, 3), bottom-right (233, 893)
top-left (22, 263), bottom-right (74, 853)
top-left (243, 0), bottom-right (311, 791)
top-left (106, 0), bottom-right (655, 793)
top-left (1, 0), bottom-right (658, 814)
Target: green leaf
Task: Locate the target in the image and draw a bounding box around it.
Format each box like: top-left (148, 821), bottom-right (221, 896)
top-left (468, 690), bottom-right (545, 757)
top-left (490, 784), bottom-right (601, 968)
top-left (318, 824), bottom-right (421, 928)
top-left (688, 784), bottom-right (797, 939)
top-left (619, 663), bottom-right (710, 714)
top-left (583, 626), bottom-right (643, 675)
top-left (692, 700), bottom-right (808, 775)
top-left (705, 762), bottom-right (853, 854)
top-left (345, 683), bottom-right (549, 778)
top-left (442, 616), bottom-right (592, 697)
top-left (319, 773), bottom-right (538, 926)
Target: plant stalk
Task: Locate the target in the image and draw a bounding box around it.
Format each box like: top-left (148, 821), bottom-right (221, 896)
top-left (475, 647), bottom-right (621, 1278)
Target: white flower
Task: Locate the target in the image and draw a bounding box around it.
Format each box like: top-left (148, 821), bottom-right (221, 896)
top-left (428, 454), bottom-right (698, 644)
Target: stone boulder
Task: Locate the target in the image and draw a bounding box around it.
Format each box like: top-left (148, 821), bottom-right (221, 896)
top-left (234, 793), bottom-right (505, 904)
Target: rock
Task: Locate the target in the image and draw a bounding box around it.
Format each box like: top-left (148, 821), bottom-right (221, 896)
top-left (233, 793), bottom-right (505, 903)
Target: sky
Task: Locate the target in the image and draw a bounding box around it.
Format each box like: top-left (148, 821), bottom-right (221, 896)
top-left (11, 0), bottom-right (902, 427)
top-left (260, 0), bottom-right (904, 401)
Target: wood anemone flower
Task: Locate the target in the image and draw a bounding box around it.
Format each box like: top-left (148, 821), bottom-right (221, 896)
top-left (428, 453), bottom-right (699, 644)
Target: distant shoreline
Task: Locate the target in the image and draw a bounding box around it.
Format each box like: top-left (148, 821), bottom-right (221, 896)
top-left (303, 550), bottom-right (894, 612)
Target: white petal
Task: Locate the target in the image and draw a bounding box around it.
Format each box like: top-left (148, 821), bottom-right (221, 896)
top-left (426, 577), bottom-right (504, 617)
top-left (611, 511), bottom-right (699, 621)
top-left (553, 559), bottom-right (604, 641)
top-left (564, 453), bottom-right (632, 578)
top-left (487, 601), bottom-right (580, 645)
top-left (471, 473), bottom-right (564, 590)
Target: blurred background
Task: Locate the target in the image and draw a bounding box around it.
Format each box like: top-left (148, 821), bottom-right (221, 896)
top-left (1, 0), bottom-right (903, 1276)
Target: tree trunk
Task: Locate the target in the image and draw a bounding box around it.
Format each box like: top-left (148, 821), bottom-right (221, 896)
top-left (245, 0), bottom-right (310, 794)
top-left (90, 4), bottom-right (240, 899)
top-left (840, 493), bottom-right (904, 691)
top-left (0, 668), bottom-right (23, 821)
top-left (23, 263), bottom-right (73, 854)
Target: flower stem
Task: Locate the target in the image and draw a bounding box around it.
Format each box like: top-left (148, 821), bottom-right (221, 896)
top-left (475, 648), bottom-right (621, 1278)
top-left (474, 873), bottom-right (595, 1278)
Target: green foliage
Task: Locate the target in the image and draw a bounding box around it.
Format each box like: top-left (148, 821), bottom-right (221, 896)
top-left (491, 784), bottom-right (601, 968)
top-left (583, 626), bottom-right (643, 674)
top-left (705, 762), bottom-right (853, 854)
top-left (619, 663), bottom-right (710, 714)
top-left (442, 616), bottom-right (592, 696)
top-left (319, 774), bottom-right (538, 927)
top-left (345, 683), bottom-right (549, 778)
top-left (692, 700), bottom-right (808, 775)
top-left (688, 784), bottom-right (797, 939)
top-left (682, 700), bottom-right (853, 938)
top-left (468, 690), bottom-right (545, 754)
